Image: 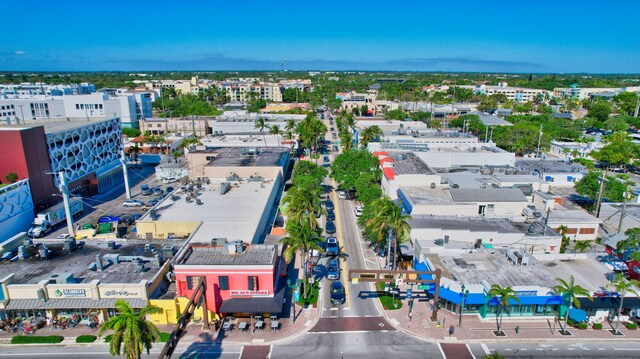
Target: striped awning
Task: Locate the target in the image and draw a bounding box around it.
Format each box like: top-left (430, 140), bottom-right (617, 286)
top-left (5, 298), bottom-right (148, 310)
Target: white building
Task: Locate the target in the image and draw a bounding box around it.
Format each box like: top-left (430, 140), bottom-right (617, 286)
top-left (460, 82), bottom-right (549, 103)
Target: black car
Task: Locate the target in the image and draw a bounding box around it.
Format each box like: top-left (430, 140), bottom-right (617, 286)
top-left (325, 200), bottom-right (334, 210)
top-left (330, 281), bottom-right (346, 305)
top-left (325, 221), bottom-right (336, 234)
top-left (327, 209), bottom-right (335, 221)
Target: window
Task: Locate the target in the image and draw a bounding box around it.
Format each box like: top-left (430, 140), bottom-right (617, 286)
top-left (565, 228), bottom-right (578, 234)
top-left (219, 276), bottom-right (229, 290)
top-left (579, 228), bottom-right (595, 234)
top-left (248, 276), bottom-right (258, 291)
top-left (186, 276), bottom-right (194, 290)
top-left (76, 104), bottom-right (80, 109)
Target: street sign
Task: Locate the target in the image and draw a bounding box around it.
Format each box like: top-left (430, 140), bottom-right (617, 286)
top-left (395, 276), bottom-right (403, 286)
top-left (406, 289), bottom-right (413, 298)
top-left (417, 285), bottom-right (430, 290)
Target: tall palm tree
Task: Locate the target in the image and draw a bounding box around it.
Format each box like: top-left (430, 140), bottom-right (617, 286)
top-left (365, 197), bottom-right (411, 269)
top-left (177, 136), bottom-right (202, 156)
top-left (281, 185), bottom-right (323, 229)
top-left (607, 273), bottom-right (640, 334)
top-left (487, 284), bottom-right (520, 334)
top-left (255, 117), bottom-right (268, 145)
top-left (270, 124), bottom-right (282, 146)
top-left (551, 275), bottom-right (593, 333)
top-left (280, 218), bottom-right (323, 299)
top-left (99, 299), bottom-right (163, 359)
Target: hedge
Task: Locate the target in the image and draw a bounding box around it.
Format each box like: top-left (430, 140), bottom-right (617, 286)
top-left (626, 322), bottom-right (638, 330)
top-left (76, 335), bottom-right (97, 343)
top-left (11, 335), bottom-right (64, 344)
top-left (576, 323), bottom-right (588, 329)
top-left (592, 323), bottom-right (603, 330)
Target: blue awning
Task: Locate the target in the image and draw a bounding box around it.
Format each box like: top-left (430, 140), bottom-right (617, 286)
top-left (569, 308), bottom-right (587, 323)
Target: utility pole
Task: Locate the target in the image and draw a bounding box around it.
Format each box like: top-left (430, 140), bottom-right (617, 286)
top-left (634, 93), bottom-right (640, 118)
top-left (386, 227), bottom-right (393, 270)
top-left (595, 168), bottom-right (608, 218)
top-left (121, 150), bottom-right (131, 199)
top-left (618, 185), bottom-right (629, 233)
top-left (57, 171), bottom-right (76, 236)
top-left (536, 124), bottom-right (543, 159)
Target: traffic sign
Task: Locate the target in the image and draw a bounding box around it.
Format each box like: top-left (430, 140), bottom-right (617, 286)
top-left (406, 289), bottom-right (413, 298)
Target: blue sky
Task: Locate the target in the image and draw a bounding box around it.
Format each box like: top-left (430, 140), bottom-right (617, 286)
top-left (2, 0), bottom-right (639, 73)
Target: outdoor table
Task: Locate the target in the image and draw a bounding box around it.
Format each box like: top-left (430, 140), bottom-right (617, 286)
top-left (222, 321), bottom-right (233, 331)
top-left (238, 322), bottom-right (248, 331)
top-left (255, 320), bottom-right (265, 330)
top-left (271, 320), bottom-right (279, 331)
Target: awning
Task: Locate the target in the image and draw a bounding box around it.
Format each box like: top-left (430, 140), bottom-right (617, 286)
top-left (219, 288), bottom-right (285, 314)
top-left (578, 296), bottom-right (640, 310)
top-left (5, 298), bottom-right (148, 310)
top-left (569, 308), bottom-right (587, 323)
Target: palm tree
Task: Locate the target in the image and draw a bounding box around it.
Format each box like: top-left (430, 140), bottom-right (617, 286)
top-left (270, 124), bottom-right (282, 146)
top-left (365, 197), bottom-right (411, 269)
top-left (483, 353), bottom-right (504, 359)
top-left (607, 273), bottom-right (640, 334)
top-left (99, 299), bottom-right (163, 359)
top-left (127, 143), bottom-right (142, 165)
top-left (551, 276), bottom-right (593, 333)
top-left (280, 218), bottom-right (323, 299)
top-left (177, 136), bottom-right (202, 156)
top-left (281, 185), bottom-right (323, 229)
top-left (574, 240), bottom-right (592, 253)
top-left (360, 125), bottom-right (383, 148)
top-left (487, 284), bottom-right (520, 334)
top-left (255, 117), bottom-right (268, 145)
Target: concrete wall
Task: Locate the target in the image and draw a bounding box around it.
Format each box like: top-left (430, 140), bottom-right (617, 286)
top-left (408, 201), bottom-right (527, 219)
top-left (415, 150), bottom-right (515, 169)
top-left (149, 299), bottom-right (179, 325)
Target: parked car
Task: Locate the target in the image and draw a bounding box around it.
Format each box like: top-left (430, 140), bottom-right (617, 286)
top-left (326, 237), bottom-right (339, 256)
top-left (332, 145), bottom-right (339, 151)
top-left (326, 209), bottom-right (335, 221)
top-left (330, 281), bottom-right (346, 305)
top-left (327, 258), bottom-right (340, 280)
top-left (141, 184), bottom-right (152, 196)
top-left (97, 215), bottom-right (121, 223)
top-left (338, 190), bottom-right (347, 199)
top-left (325, 200), bottom-right (334, 210)
top-left (122, 199), bottom-right (144, 207)
top-left (153, 188), bottom-right (164, 196)
top-left (323, 156), bottom-right (330, 163)
top-left (325, 221), bottom-right (336, 234)
top-left (355, 206), bottom-right (364, 217)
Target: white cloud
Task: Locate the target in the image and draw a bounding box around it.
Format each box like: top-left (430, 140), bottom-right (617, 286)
top-left (14, 51), bottom-right (27, 55)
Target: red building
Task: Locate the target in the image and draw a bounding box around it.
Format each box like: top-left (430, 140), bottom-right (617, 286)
top-left (0, 127), bottom-right (58, 209)
top-left (173, 243), bottom-right (285, 317)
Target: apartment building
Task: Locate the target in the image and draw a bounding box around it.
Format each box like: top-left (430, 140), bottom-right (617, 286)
top-left (461, 82), bottom-right (548, 103)
top-left (552, 85), bottom-right (640, 100)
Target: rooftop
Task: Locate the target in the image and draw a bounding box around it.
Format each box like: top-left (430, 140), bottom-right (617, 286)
top-left (0, 241), bottom-right (173, 285)
top-left (177, 244), bottom-right (276, 266)
top-left (192, 147), bottom-right (289, 168)
top-left (387, 152), bottom-right (436, 175)
top-left (0, 118), bottom-right (119, 134)
top-left (140, 179), bottom-right (278, 244)
top-left (409, 216), bottom-right (522, 234)
top-left (449, 188), bottom-right (527, 203)
top-left (516, 159), bottom-right (587, 174)
top-left (548, 208), bottom-right (601, 223)
top-left (428, 250), bottom-right (610, 291)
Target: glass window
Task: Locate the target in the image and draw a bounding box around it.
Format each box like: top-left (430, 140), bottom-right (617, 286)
top-left (219, 276), bottom-right (229, 290)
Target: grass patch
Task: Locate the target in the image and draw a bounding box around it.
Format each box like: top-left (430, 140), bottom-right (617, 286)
top-left (375, 281), bottom-right (403, 310)
top-left (76, 335), bottom-right (97, 343)
top-left (296, 279), bottom-right (320, 307)
top-left (11, 335), bottom-right (64, 344)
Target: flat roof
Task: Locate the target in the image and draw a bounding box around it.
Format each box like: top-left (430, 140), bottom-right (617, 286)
top-left (141, 179), bottom-right (277, 244)
top-left (409, 216), bottom-right (521, 233)
top-left (428, 250), bottom-right (610, 291)
top-left (449, 188), bottom-right (527, 203)
top-left (177, 244), bottom-right (276, 266)
top-left (191, 147), bottom-right (289, 168)
top-left (388, 152), bottom-right (436, 175)
top-left (400, 186), bottom-right (453, 205)
top-left (0, 118), bottom-right (119, 134)
top-left (0, 241), bottom-right (173, 285)
top-left (548, 208), bottom-right (602, 223)
top-left (516, 159), bottom-right (587, 174)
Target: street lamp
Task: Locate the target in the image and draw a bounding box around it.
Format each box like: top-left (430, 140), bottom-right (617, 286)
top-left (458, 284), bottom-right (470, 327)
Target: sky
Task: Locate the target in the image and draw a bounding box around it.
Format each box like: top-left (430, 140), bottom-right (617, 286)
top-left (1, 0), bottom-right (639, 73)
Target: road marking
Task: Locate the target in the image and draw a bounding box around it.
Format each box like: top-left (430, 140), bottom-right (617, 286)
top-left (613, 348), bottom-right (640, 351)
top-left (598, 348), bottom-right (605, 351)
top-left (552, 348), bottom-right (559, 351)
top-left (504, 349), bottom-right (511, 351)
top-left (520, 348), bottom-right (527, 351)
top-left (568, 348), bottom-right (574, 351)
top-left (466, 344), bottom-right (476, 359)
top-left (436, 343), bottom-right (447, 359)
top-left (480, 344), bottom-right (490, 355)
top-left (331, 179), bottom-right (350, 308)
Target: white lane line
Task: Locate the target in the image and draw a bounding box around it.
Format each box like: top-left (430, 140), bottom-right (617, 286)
top-left (480, 344), bottom-right (490, 355)
top-left (466, 344), bottom-right (476, 359)
top-left (598, 348), bottom-right (605, 351)
top-left (613, 348), bottom-right (640, 351)
top-left (436, 343), bottom-right (446, 359)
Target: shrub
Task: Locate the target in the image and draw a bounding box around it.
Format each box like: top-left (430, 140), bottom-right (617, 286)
top-left (576, 323), bottom-right (588, 329)
top-left (375, 281), bottom-right (403, 310)
top-left (76, 335), bottom-right (97, 343)
top-left (159, 332), bottom-right (170, 342)
top-left (592, 322), bottom-right (603, 330)
top-left (104, 334), bottom-right (113, 342)
top-left (11, 335), bottom-right (64, 344)
top-left (625, 322), bottom-right (638, 330)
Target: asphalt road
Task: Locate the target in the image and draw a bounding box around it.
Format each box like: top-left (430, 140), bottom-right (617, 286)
top-left (468, 341), bottom-right (640, 358)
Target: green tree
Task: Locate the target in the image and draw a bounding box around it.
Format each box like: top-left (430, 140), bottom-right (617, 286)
top-left (122, 128), bottom-right (141, 138)
top-left (478, 96), bottom-right (499, 111)
top-left (613, 92), bottom-right (639, 116)
top-left (177, 136), bottom-right (202, 156)
top-left (330, 150), bottom-right (381, 202)
top-left (590, 133), bottom-right (639, 168)
top-left (360, 126), bottom-right (383, 148)
top-left (254, 118), bottom-right (268, 144)
top-left (385, 109), bottom-right (407, 121)
top-left (575, 171), bottom-right (630, 209)
top-left (603, 117), bottom-right (628, 132)
top-left (487, 284), bottom-right (520, 334)
top-left (573, 240), bottom-right (592, 253)
top-left (607, 273), bottom-right (640, 334)
top-left (551, 276), bottom-right (592, 333)
top-left (588, 101), bottom-right (612, 122)
top-left (296, 114), bottom-right (327, 157)
top-left (411, 111), bottom-right (431, 123)
top-left (99, 299), bottom-right (163, 359)
top-left (4, 172), bottom-right (19, 183)
top-left (270, 124), bottom-right (283, 146)
top-left (280, 219), bottom-right (323, 299)
top-left (364, 197), bottom-right (411, 269)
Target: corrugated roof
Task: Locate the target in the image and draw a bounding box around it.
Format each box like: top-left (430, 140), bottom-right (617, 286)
top-left (449, 188), bottom-right (527, 203)
top-left (5, 298), bottom-right (147, 310)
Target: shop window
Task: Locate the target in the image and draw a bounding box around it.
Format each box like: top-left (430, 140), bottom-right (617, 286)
top-left (579, 228), bottom-right (595, 234)
top-left (219, 276), bottom-right (229, 290)
top-left (248, 276), bottom-right (258, 291)
top-left (186, 276), bottom-right (194, 290)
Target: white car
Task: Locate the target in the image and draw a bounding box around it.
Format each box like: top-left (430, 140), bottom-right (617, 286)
top-left (355, 206), bottom-right (364, 217)
top-left (122, 199), bottom-right (144, 207)
top-left (56, 234), bottom-right (74, 240)
top-left (338, 190), bottom-right (347, 199)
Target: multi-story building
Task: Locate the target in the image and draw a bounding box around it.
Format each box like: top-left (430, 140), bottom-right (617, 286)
top-left (552, 85), bottom-right (640, 100)
top-left (460, 82), bottom-right (549, 103)
top-left (217, 81), bottom-right (283, 103)
top-left (0, 82), bottom-right (95, 97)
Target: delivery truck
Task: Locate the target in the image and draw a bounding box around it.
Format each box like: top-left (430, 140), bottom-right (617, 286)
top-left (27, 198), bottom-right (84, 238)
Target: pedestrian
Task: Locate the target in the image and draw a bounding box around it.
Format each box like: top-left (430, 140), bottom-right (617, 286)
top-left (449, 325), bottom-right (455, 336)
top-left (515, 325), bottom-right (520, 334)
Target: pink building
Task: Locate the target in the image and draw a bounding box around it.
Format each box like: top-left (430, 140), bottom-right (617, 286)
top-left (173, 243), bottom-right (285, 316)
